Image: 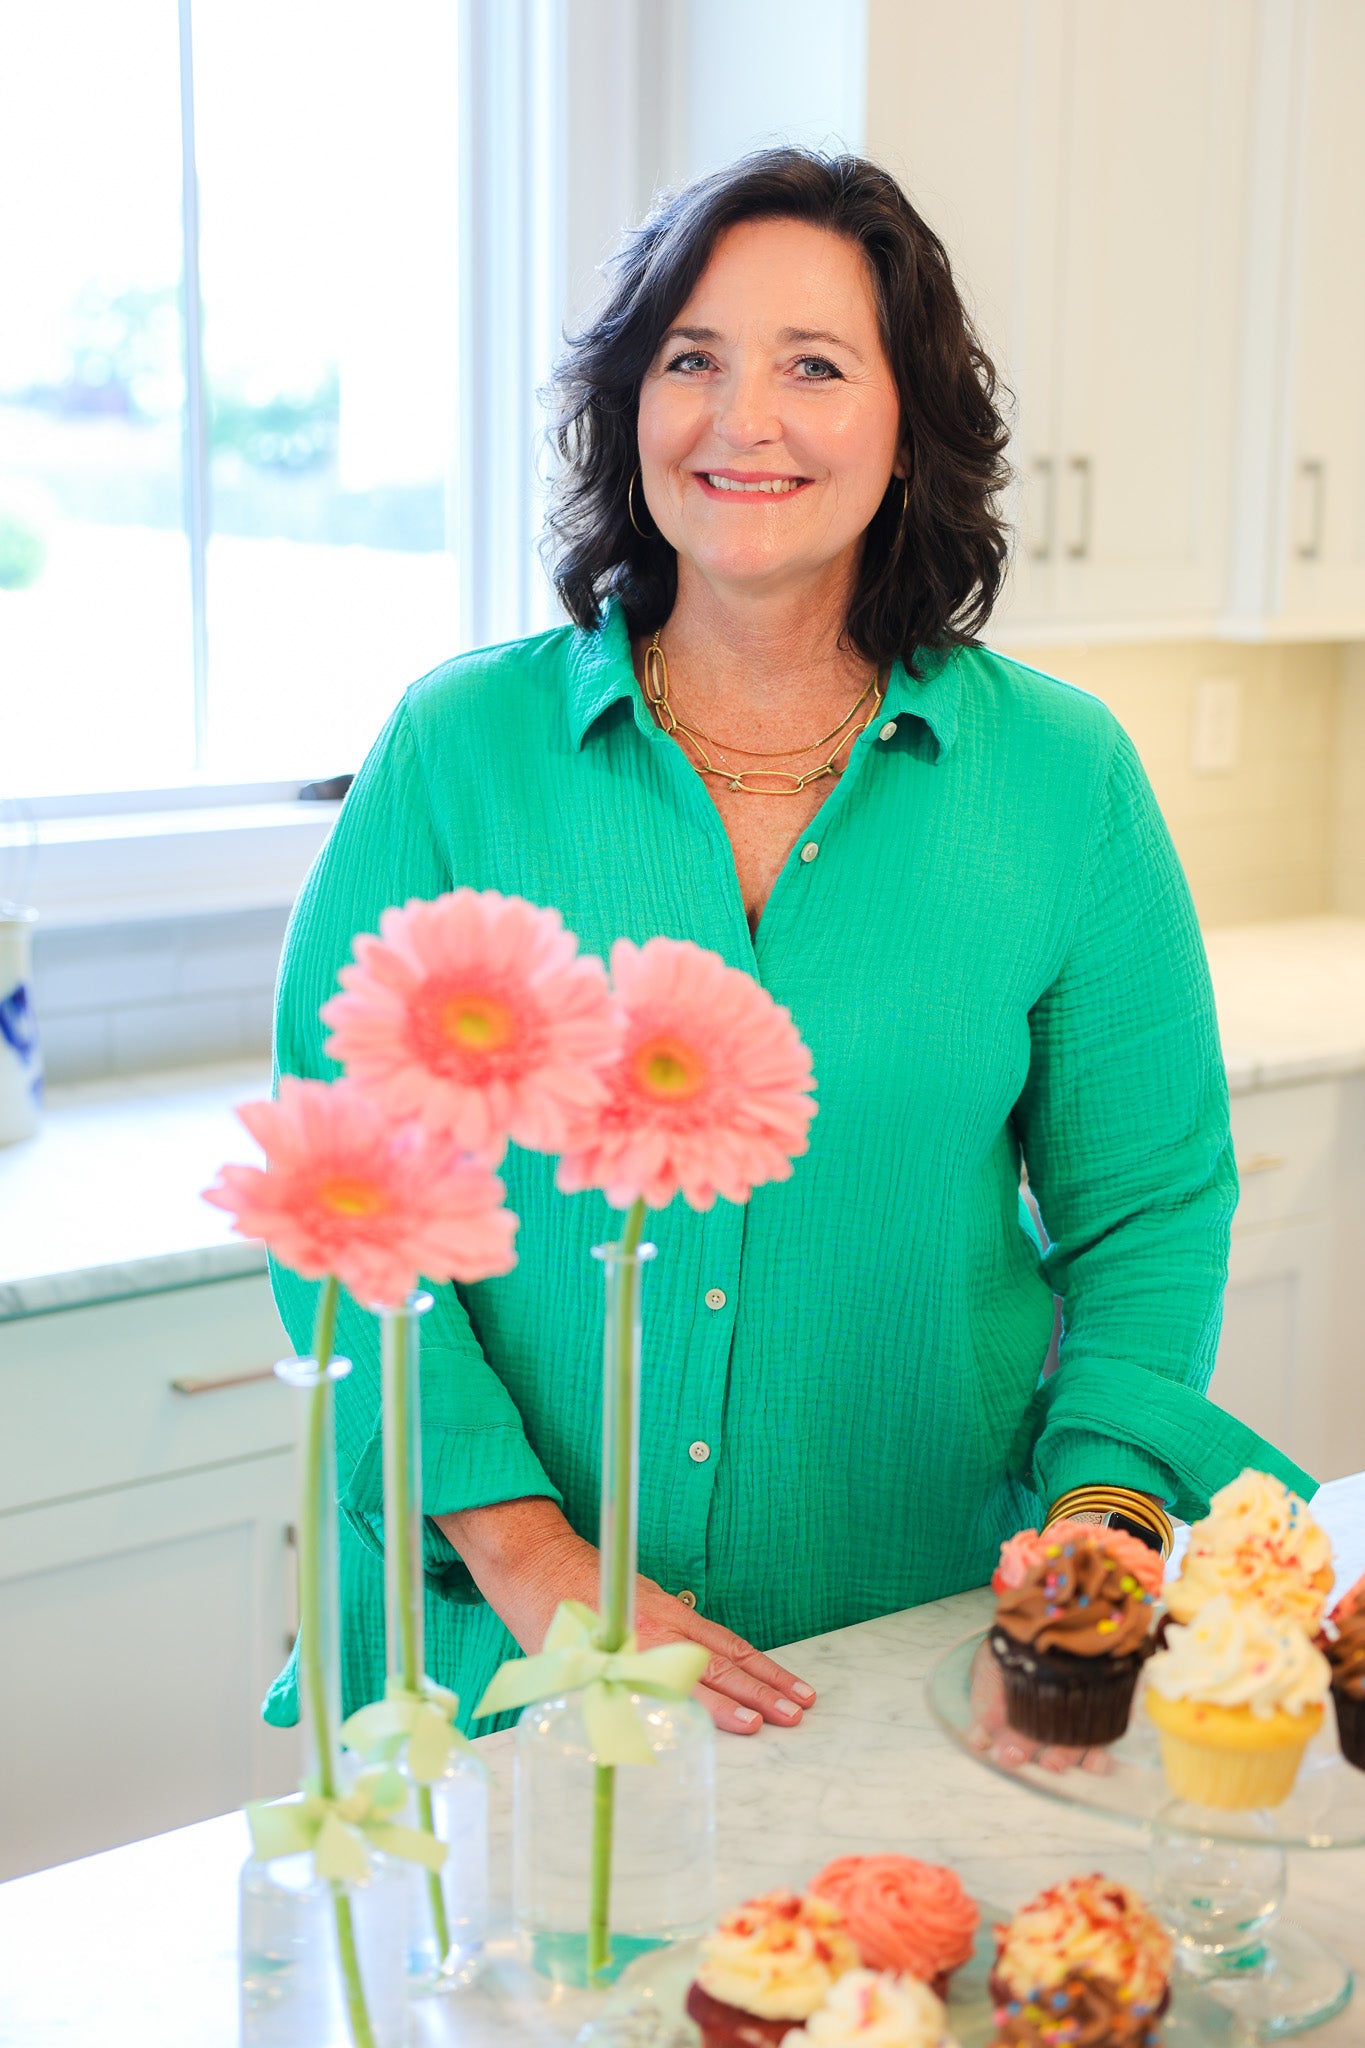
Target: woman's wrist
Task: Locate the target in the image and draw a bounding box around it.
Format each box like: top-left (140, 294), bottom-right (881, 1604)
top-left (1044, 1484), bottom-right (1174, 1559)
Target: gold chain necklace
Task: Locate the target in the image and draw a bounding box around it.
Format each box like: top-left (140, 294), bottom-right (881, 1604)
top-left (643, 633), bottom-right (884, 796)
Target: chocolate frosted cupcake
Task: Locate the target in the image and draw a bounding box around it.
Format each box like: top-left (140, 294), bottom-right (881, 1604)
top-left (686, 1891), bottom-right (860, 2048)
top-left (988, 1875), bottom-right (1171, 2048)
top-left (989, 1522), bottom-right (1162, 1745)
top-left (1315, 1570), bottom-right (1365, 1772)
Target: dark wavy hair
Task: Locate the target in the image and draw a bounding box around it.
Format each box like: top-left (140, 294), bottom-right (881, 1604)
top-left (544, 148), bottom-right (1011, 671)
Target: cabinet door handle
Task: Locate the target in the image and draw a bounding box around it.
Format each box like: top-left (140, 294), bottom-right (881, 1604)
top-left (1030, 456), bottom-right (1056, 561)
top-left (169, 1367), bottom-right (278, 1396)
top-left (1236, 1152), bottom-right (1286, 1177)
top-left (1066, 455), bottom-right (1092, 559)
top-left (1295, 459), bottom-right (1325, 560)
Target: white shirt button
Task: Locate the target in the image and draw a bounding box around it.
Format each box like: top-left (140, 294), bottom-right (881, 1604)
top-left (705, 1287), bottom-right (727, 1310)
top-left (800, 841), bottom-right (819, 863)
top-left (879, 720), bottom-right (898, 741)
top-left (677, 1588), bottom-right (697, 1608)
top-left (688, 1440), bottom-right (711, 1463)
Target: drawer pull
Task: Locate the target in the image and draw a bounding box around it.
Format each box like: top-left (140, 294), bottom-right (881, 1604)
top-left (169, 1368), bottom-right (278, 1396)
top-left (1237, 1153), bottom-right (1286, 1177)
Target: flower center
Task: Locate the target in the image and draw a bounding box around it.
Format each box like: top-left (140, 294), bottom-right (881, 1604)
top-left (317, 1174), bottom-right (388, 1219)
top-left (635, 1035), bottom-right (706, 1099)
top-left (440, 994), bottom-right (514, 1051)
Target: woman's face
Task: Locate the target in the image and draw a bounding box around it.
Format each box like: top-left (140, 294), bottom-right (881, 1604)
top-left (636, 217), bottom-right (904, 604)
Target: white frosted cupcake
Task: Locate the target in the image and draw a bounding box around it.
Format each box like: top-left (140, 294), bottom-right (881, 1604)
top-left (686, 1892), bottom-right (861, 2048)
top-left (1165, 1470), bottom-right (1333, 1629)
top-left (780, 1969), bottom-right (959, 2047)
top-left (1145, 1592), bottom-right (1330, 1807)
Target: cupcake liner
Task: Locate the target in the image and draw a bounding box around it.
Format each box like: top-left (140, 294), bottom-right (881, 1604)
top-left (1331, 1684), bottom-right (1365, 1773)
top-left (1152, 1721), bottom-right (1310, 1808)
top-left (685, 1981), bottom-right (792, 2047)
top-left (990, 1629), bottom-right (1144, 1746)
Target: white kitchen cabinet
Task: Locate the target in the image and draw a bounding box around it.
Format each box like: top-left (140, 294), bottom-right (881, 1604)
top-left (866, 0), bottom-right (1253, 639)
top-left (1209, 1076), bottom-right (1365, 1487)
top-left (1262, 1), bottom-right (1365, 634)
top-left (0, 1454), bottom-right (297, 1880)
top-left (0, 1275), bottom-right (300, 1879)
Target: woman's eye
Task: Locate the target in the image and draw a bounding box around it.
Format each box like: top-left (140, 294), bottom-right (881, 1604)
top-left (794, 355), bottom-right (841, 380)
top-left (665, 351), bottom-right (712, 374)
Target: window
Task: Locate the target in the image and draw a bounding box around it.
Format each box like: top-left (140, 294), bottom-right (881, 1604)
top-left (1, 1), bottom-right (461, 797)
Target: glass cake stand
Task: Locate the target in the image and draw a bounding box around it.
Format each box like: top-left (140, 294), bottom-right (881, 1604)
top-left (927, 1630), bottom-right (1365, 2039)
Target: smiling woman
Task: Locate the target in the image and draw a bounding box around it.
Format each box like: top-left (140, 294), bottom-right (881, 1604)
top-left (266, 148), bottom-right (1311, 1755)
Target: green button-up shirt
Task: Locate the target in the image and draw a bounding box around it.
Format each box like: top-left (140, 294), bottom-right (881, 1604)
top-left (265, 602), bottom-right (1311, 1733)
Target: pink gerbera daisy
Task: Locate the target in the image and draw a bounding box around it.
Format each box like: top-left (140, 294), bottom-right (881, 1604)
top-left (555, 936), bottom-right (817, 1210)
top-left (320, 890), bottom-right (620, 1161)
top-left (203, 1076), bottom-right (518, 1305)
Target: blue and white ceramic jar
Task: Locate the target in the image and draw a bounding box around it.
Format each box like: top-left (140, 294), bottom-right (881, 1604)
top-left (0, 906), bottom-right (41, 1144)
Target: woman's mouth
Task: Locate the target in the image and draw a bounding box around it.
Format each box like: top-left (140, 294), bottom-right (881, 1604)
top-left (695, 471), bottom-right (811, 497)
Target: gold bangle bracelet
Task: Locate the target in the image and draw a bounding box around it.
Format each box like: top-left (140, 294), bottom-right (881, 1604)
top-left (1048, 1487), bottom-right (1172, 1536)
top-left (1046, 1486), bottom-right (1174, 1559)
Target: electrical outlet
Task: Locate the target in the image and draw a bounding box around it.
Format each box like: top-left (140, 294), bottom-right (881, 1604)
top-left (1191, 676), bottom-right (1243, 775)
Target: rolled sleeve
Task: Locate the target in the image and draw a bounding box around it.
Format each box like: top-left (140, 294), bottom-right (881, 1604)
top-left (1014, 727), bottom-right (1314, 1519)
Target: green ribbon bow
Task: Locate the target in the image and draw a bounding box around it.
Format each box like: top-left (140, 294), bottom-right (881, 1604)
top-left (246, 1767), bottom-right (448, 1884)
top-left (474, 1599), bottom-right (710, 1766)
top-left (340, 1675), bottom-right (471, 1784)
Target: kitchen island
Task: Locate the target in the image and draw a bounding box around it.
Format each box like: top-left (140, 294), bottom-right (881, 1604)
top-left (3, 1471), bottom-right (1362, 2047)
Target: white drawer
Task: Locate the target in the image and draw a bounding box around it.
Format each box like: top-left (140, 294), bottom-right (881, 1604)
top-left (1229, 1079), bottom-right (1340, 1233)
top-left (0, 1274), bottom-right (293, 1514)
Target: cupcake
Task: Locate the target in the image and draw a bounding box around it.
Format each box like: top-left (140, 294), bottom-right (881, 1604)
top-left (808, 1855), bottom-right (978, 1998)
top-left (686, 1891), bottom-right (861, 2048)
top-left (1144, 1591), bottom-right (1330, 1808)
top-left (1314, 1570), bottom-right (1365, 1772)
top-left (989, 1875), bottom-right (1171, 2047)
top-left (1164, 1469), bottom-right (1333, 1630)
top-left (988, 1521), bottom-right (1163, 1745)
top-left (779, 1969), bottom-right (959, 2047)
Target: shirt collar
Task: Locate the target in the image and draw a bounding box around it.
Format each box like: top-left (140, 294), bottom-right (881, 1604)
top-left (877, 646), bottom-right (961, 762)
top-left (565, 600), bottom-right (646, 748)
top-left (565, 599), bottom-right (963, 762)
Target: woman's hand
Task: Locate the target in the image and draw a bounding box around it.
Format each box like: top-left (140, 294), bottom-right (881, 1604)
top-left (437, 1496), bottom-right (816, 1737)
top-left (966, 1638), bottom-right (1112, 1777)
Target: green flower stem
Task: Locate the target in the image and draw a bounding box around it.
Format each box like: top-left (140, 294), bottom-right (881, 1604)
top-left (305, 1276), bottom-right (375, 2048)
top-left (386, 1305), bottom-right (452, 1965)
top-left (334, 1887), bottom-right (376, 2048)
top-left (588, 1197), bottom-right (647, 1982)
top-left (587, 1763), bottom-right (617, 1981)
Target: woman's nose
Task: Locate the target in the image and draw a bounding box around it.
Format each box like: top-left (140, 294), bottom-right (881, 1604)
top-left (711, 369), bottom-right (782, 449)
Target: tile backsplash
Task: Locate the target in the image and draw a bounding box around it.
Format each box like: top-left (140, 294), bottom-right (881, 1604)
top-left (34, 907), bottom-right (287, 1085)
top-left (1014, 638), bottom-right (1353, 928)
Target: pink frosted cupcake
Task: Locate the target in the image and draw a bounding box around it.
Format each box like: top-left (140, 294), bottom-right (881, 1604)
top-left (808, 1855), bottom-right (978, 1998)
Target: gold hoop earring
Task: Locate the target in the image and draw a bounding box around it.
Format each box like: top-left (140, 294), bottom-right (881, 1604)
top-left (893, 474), bottom-right (910, 553)
top-left (628, 466), bottom-right (653, 539)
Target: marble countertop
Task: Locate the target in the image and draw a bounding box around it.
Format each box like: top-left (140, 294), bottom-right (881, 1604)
top-left (0, 1059), bottom-right (269, 1320)
top-left (2, 915), bottom-right (1363, 1322)
top-left (2, 1471), bottom-right (1362, 2048)
top-left (1206, 915), bottom-right (1365, 1095)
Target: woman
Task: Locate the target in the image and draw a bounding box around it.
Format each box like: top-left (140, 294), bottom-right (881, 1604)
top-left (266, 150), bottom-right (1309, 1744)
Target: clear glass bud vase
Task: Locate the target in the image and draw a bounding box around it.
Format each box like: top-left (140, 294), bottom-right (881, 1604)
top-left (241, 1351), bottom-right (408, 2048)
top-left (375, 1292), bottom-right (489, 1991)
top-left (513, 1234), bottom-right (716, 1988)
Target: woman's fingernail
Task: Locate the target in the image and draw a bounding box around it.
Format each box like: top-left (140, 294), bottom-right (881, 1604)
top-left (774, 1699), bottom-right (801, 1721)
top-left (791, 1681), bottom-right (816, 1703)
top-left (734, 1707), bottom-right (761, 1726)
